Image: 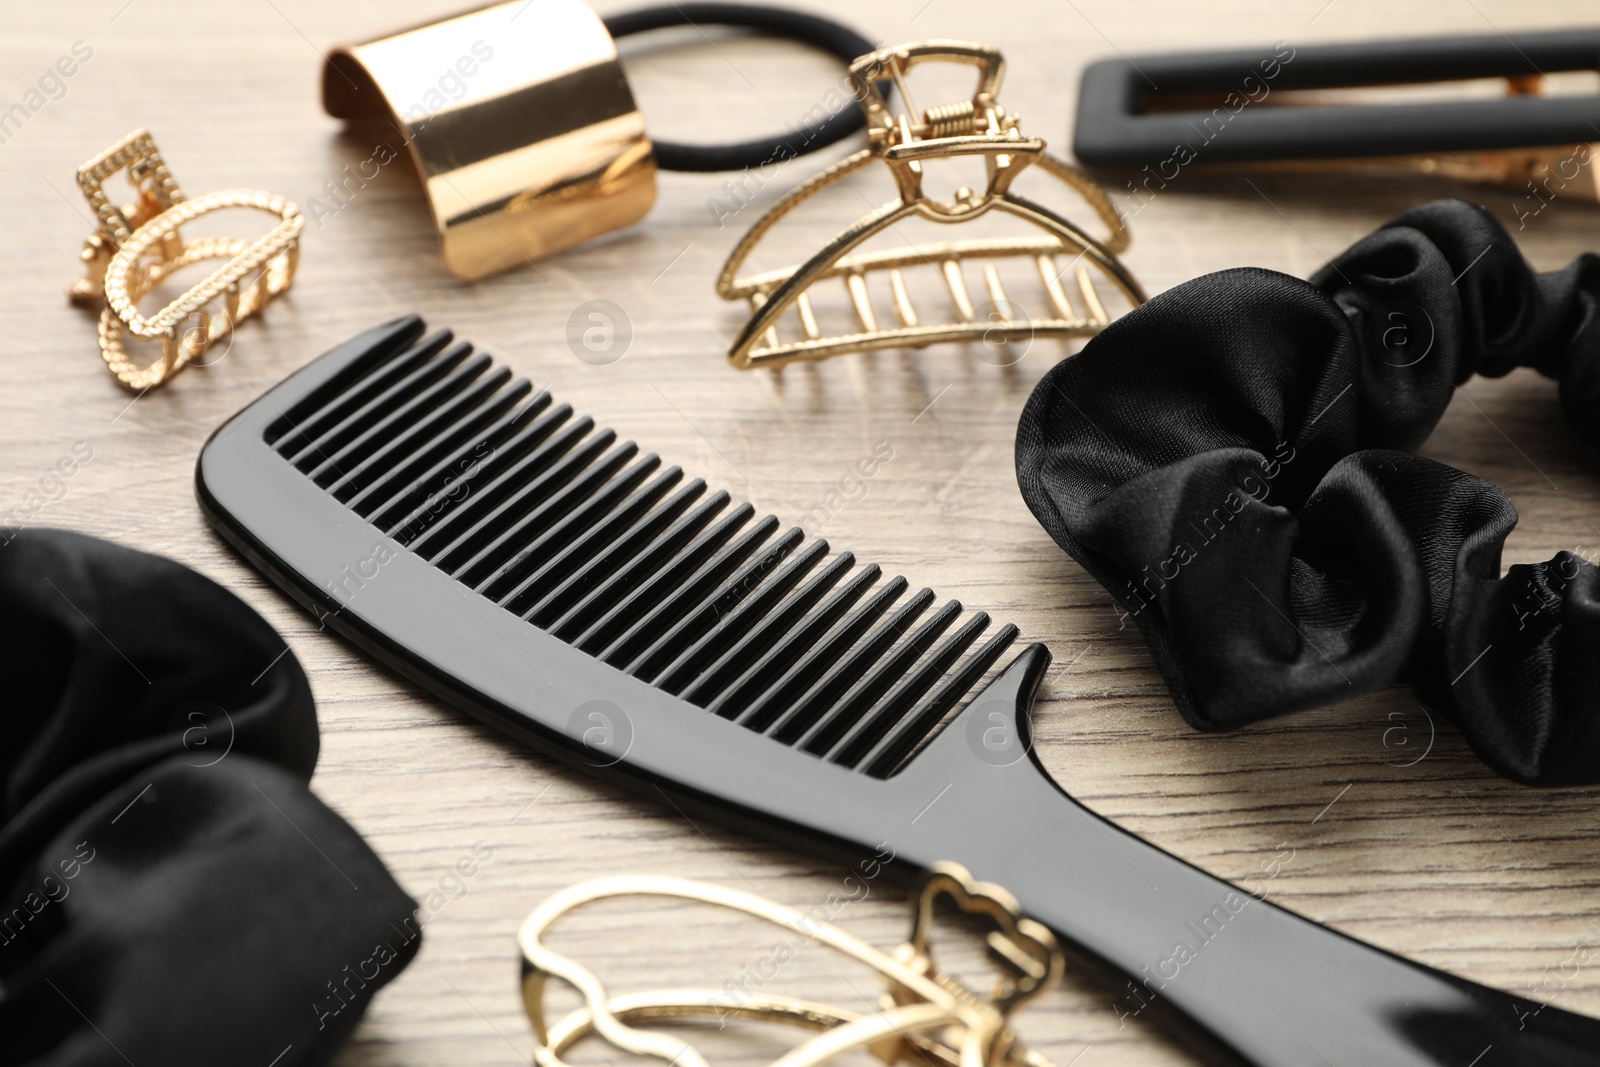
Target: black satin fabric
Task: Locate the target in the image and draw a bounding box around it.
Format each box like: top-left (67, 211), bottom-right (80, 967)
top-left (1016, 199), bottom-right (1600, 786)
top-left (0, 530), bottom-right (419, 1065)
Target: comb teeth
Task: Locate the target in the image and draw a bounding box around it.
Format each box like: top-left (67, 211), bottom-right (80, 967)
top-left (267, 329), bottom-right (1024, 778)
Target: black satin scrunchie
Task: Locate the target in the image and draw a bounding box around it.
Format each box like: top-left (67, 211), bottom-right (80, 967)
top-left (0, 530), bottom-right (419, 1066)
top-left (1016, 199), bottom-right (1600, 787)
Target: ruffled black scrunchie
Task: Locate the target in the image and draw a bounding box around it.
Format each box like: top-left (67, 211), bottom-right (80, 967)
top-left (0, 530), bottom-right (419, 1065)
top-left (1016, 199), bottom-right (1600, 787)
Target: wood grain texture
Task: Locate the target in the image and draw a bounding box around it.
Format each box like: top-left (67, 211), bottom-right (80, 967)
top-left (3, 1), bottom-right (1600, 1063)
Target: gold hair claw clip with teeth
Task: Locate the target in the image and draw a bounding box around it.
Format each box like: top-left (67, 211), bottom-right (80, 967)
top-left (717, 41), bottom-right (1145, 371)
top-left (517, 861), bottom-right (1066, 1067)
top-left (68, 129), bottom-right (303, 392)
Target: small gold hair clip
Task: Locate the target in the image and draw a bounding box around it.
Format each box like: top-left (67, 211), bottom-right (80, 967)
top-left (517, 861), bottom-right (1066, 1067)
top-left (717, 41), bottom-right (1145, 371)
top-left (68, 129), bottom-right (303, 392)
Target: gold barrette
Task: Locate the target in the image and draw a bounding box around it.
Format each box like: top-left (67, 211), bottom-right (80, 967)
top-left (518, 861), bottom-right (1066, 1067)
top-left (68, 129), bottom-right (303, 392)
top-left (717, 41), bottom-right (1145, 371)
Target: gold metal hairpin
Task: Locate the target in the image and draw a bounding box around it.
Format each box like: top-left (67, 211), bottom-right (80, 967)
top-left (518, 861), bottom-right (1066, 1067)
top-left (717, 41), bottom-right (1145, 370)
top-left (69, 129), bottom-right (303, 392)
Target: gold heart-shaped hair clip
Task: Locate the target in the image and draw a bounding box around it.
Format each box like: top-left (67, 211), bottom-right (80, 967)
top-left (717, 41), bottom-right (1145, 370)
top-left (517, 861), bottom-right (1065, 1067)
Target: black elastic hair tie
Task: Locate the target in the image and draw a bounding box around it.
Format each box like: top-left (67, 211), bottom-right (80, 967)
top-left (0, 530), bottom-right (419, 1066)
top-left (603, 3), bottom-right (877, 172)
top-left (1016, 199), bottom-right (1600, 787)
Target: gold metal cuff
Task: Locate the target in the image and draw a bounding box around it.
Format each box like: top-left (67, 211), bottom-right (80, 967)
top-left (323, 0), bottom-right (657, 281)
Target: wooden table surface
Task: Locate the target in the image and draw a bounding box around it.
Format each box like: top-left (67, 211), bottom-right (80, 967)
top-left (5, 1), bottom-right (1600, 1064)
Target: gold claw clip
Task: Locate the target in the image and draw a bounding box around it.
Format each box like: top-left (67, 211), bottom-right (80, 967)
top-left (68, 129), bottom-right (303, 392)
top-left (517, 861), bottom-right (1066, 1067)
top-left (717, 40), bottom-right (1145, 371)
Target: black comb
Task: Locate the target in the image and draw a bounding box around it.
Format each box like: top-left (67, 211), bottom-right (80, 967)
top-left (198, 317), bottom-right (1600, 1067)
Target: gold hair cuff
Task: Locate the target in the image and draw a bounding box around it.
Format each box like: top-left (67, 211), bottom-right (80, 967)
top-left (69, 130), bottom-right (303, 392)
top-left (518, 861), bottom-right (1066, 1067)
top-left (718, 41), bottom-right (1145, 370)
top-left (323, 0), bottom-right (655, 281)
